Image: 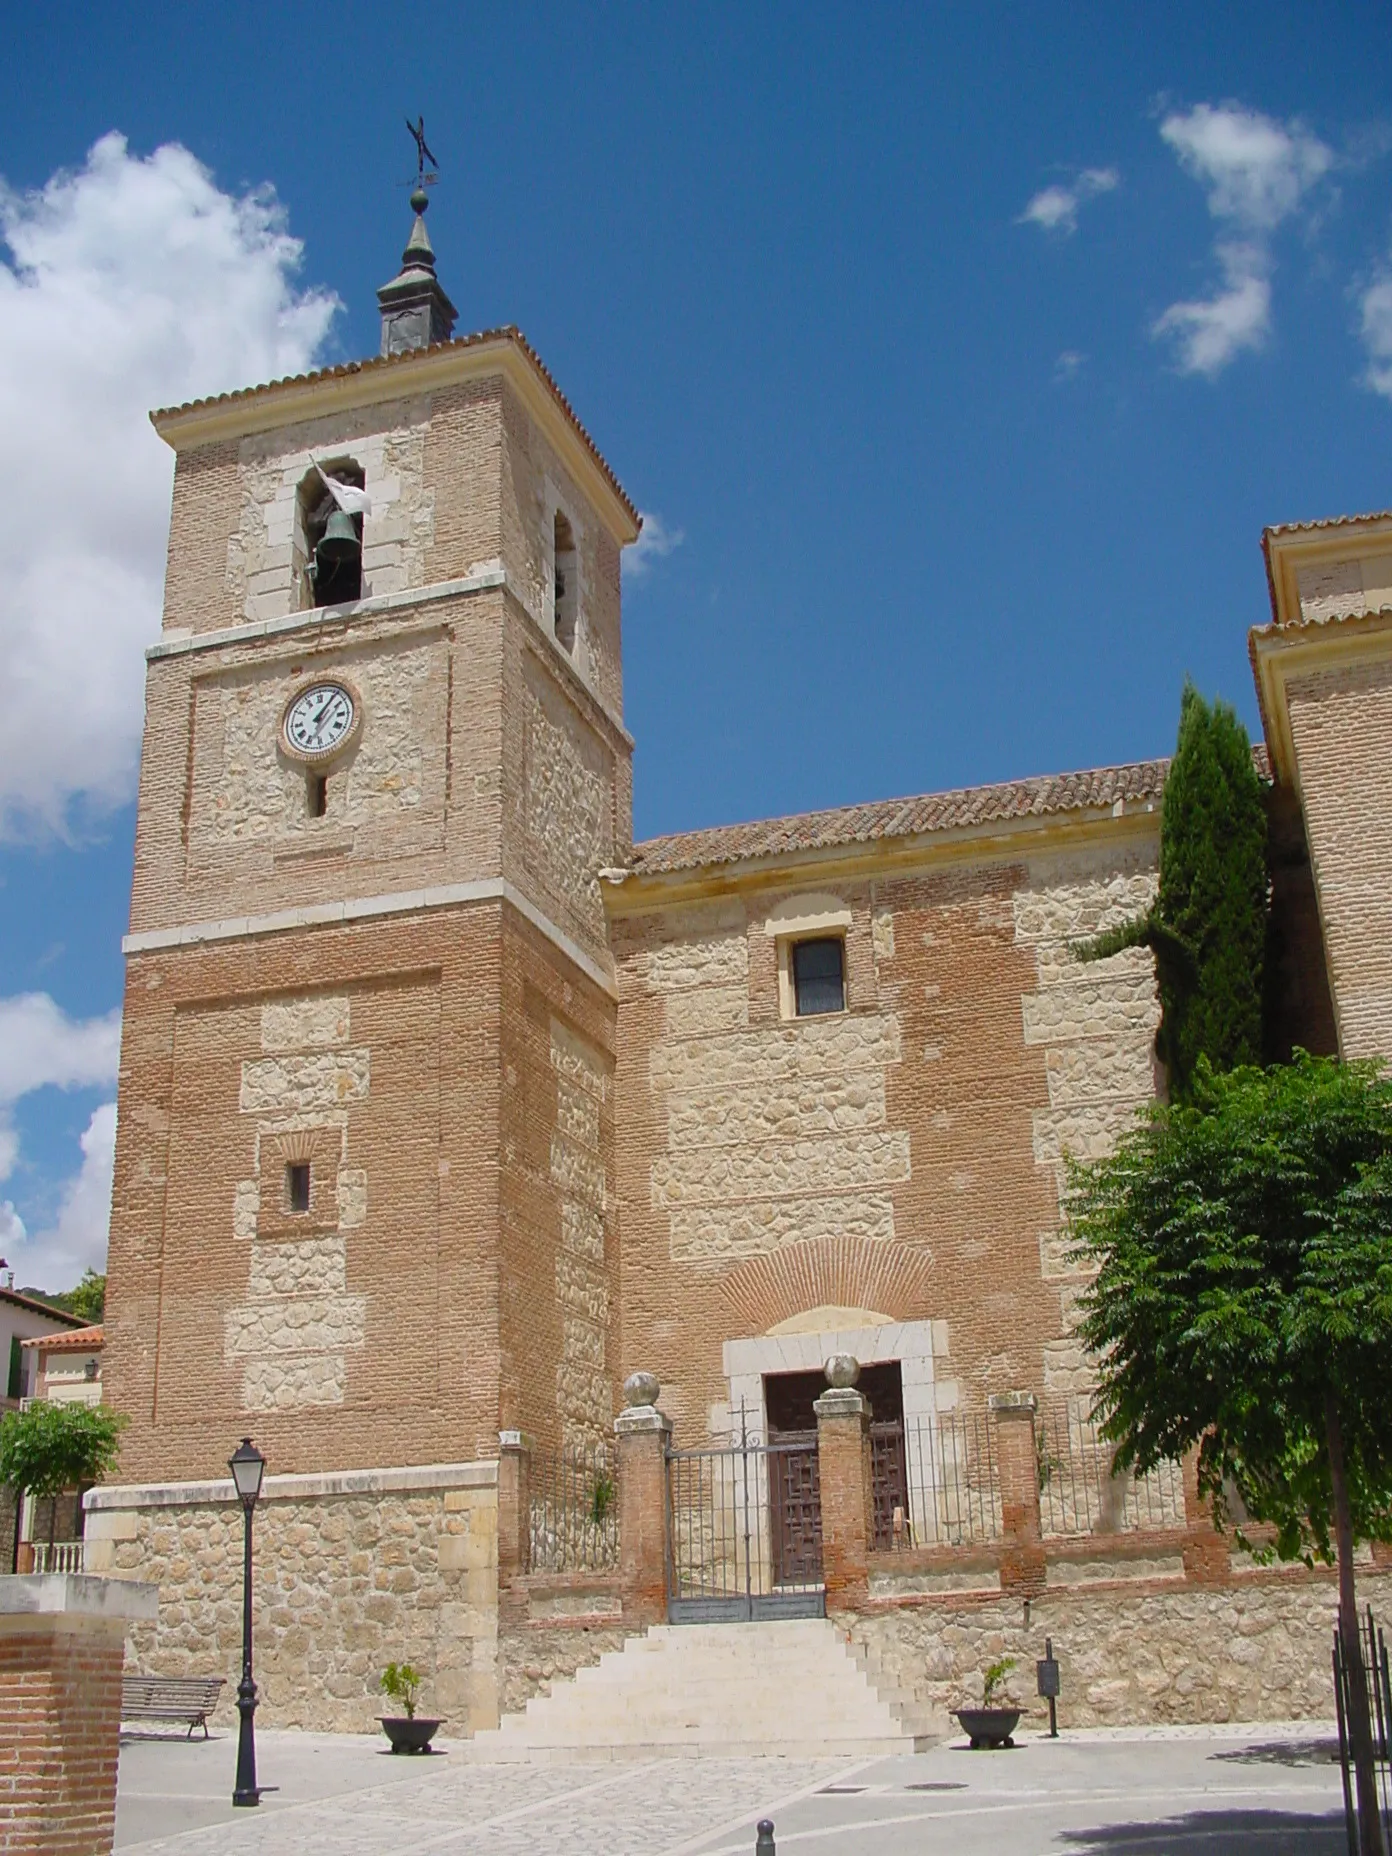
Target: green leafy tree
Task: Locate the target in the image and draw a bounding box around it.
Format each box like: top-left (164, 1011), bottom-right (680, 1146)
top-left (0, 1400), bottom-right (126, 1546)
top-left (64, 1270), bottom-right (106, 1323)
top-left (1068, 1053), bottom-right (1392, 1855)
top-left (1078, 683), bottom-right (1267, 1102)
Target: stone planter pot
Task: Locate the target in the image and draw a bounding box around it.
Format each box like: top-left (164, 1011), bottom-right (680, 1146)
top-left (954, 1706), bottom-right (1021, 1749)
top-left (379, 1716), bottom-right (443, 1754)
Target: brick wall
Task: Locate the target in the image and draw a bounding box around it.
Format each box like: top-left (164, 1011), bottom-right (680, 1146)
top-left (0, 1619), bottom-right (125, 1856)
top-left (1285, 655), bottom-right (1392, 1060)
top-left (609, 829), bottom-right (1161, 1446)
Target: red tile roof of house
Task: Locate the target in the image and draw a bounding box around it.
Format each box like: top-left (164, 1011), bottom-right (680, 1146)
top-left (0, 1287), bottom-right (89, 1327)
top-left (629, 757), bottom-right (1174, 878)
top-left (20, 1324), bottom-right (102, 1351)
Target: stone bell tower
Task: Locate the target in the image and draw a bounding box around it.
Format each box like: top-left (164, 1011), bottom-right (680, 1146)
top-left (102, 187), bottom-right (641, 1508)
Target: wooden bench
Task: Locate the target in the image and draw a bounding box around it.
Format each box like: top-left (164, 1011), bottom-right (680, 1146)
top-left (120, 1675), bottom-right (225, 1739)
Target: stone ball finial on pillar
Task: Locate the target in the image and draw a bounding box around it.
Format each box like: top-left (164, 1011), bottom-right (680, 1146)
top-left (823, 1353), bottom-right (860, 1390)
top-left (622, 1370), bottom-right (660, 1410)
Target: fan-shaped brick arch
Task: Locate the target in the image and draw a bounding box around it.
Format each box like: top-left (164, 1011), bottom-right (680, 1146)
top-left (719, 1238), bottom-right (935, 1337)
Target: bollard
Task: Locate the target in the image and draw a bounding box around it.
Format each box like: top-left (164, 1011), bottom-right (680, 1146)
top-left (756, 1819), bottom-right (776, 1853)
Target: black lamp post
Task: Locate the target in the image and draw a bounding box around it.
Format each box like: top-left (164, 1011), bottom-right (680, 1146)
top-left (228, 1438), bottom-right (266, 1807)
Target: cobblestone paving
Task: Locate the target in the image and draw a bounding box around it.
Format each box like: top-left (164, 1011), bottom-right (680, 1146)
top-left (120, 1751), bottom-right (849, 1855)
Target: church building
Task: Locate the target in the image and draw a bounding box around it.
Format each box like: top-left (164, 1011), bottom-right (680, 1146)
top-left (90, 193), bottom-right (1392, 1734)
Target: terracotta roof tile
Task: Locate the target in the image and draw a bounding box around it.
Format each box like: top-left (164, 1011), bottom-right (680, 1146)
top-left (151, 325), bottom-right (639, 528)
top-left (629, 758), bottom-right (1173, 878)
top-left (1263, 508), bottom-right (1392, 540)
top-left (21, 1325), bottom-right (102, 1352)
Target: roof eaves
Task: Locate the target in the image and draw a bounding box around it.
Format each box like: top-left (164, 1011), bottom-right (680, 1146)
top-left (627, 757), bottom-right (1174, 879)
top-left (151, 325), bottom-right (639, 529)
top-left (0, 1288), bottom-right (88, 1326)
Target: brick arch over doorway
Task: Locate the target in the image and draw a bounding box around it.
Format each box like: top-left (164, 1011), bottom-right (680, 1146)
top-left (718, 1237), bottom-right (936, 1336)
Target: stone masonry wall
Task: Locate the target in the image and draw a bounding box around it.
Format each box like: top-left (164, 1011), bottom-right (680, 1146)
top-left (849, 1568), bottom-right (1390, 1736)
top-left (86, 1468), bottom-right (500, 1735)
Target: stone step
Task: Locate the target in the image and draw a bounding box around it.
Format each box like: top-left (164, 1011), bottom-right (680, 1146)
top-left (471, 1616), bottom-right (925, 1761)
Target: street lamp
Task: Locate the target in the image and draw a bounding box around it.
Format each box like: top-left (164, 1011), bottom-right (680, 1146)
top-left (228, 1438), bottom-right (266, 1808)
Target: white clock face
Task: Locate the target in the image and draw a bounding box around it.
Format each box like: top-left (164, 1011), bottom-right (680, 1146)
top-left (283, 683), bottom-right (356, 761)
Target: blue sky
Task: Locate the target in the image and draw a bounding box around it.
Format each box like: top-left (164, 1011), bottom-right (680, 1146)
top-left (2, 0), bottom-right (1390, 1289)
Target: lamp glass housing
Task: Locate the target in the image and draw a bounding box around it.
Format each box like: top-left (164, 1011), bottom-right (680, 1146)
top-left (229, 1438), bottom-right (266, 1509)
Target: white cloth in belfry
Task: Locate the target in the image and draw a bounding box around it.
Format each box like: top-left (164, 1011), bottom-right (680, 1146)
top-left (313, 461), bottom-right (372, 516)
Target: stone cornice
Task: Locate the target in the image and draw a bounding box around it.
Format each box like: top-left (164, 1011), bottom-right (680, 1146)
top-left (85, 1457), bottom-right (498, 1512)
top-left (1249, 607), bottom-right (1392, 790)
top-left (602, 803), bottom-right (1161, 916)
top-left (148, 567), bottom-right (635, 754)
top-left (123, 878), bottom-right (619, 1000)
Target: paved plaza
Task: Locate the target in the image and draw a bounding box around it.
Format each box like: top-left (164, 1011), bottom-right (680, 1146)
top-left (115, 1722), bottom-right (1351, 1855)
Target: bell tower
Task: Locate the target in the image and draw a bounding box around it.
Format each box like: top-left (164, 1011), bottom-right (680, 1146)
top-left (104, 181), bottom-right (641, 1523)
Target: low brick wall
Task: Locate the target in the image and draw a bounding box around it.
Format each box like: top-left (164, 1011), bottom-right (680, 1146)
top-left (847, 1565), bottom-right (1388, 1737)
top-left (85, 1461), bottom-right (500, 1735)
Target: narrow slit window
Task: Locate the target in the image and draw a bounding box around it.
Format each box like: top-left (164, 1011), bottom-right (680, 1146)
top-left (308, 774), bottom-right (328, 818)
top-left (553, 510), bottom-right (578, 653)
top-left (286, 1162), bottom-right (311, 1214)
top-left (792, 938), bottom-right (846, 1017)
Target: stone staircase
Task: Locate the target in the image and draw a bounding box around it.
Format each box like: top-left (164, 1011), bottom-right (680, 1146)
top-left (470, 1618), bottom-right (927, 1761)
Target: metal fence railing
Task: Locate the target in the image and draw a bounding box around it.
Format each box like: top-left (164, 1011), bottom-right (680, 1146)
top-left (1334, 1605), bottom-right (1392, 1852)
top-left (1037, 1407), bottom-right (1185, 1536)
top-left (528, 1443), bottom-right (620, 1573)
top-left (876, 1412), bottom-right (1002, 1550)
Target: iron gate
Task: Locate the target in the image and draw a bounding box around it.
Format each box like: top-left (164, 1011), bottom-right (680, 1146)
top-left (665, 1406), bottom-right (825, 1623)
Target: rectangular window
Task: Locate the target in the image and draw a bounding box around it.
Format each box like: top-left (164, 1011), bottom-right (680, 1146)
top-left (286, 1162), bottom-right (311, 1214)
top-left (792, 937), bottom-right (846, 1016)
top-left (6, 1336), bottom-right (21, 1401)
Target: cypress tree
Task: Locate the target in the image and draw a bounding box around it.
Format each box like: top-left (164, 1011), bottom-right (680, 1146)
top-left (1077, 682), bottom-right (1267, 1102)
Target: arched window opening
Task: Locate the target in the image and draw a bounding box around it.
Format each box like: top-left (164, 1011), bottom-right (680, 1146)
top-left (553, 510), bottom-right (579, 653)
top-left (299, 462), bottom-right (365, 609)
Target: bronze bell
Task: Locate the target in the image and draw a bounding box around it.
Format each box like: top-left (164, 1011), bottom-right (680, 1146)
top-left (316, 508), bottom-right (360, 565)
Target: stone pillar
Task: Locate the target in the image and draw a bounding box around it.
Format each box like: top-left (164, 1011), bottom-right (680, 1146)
top-left (0, 1573), bottom-right (158, 1856)
top-left (497, 1430), bottom-right (532, 1588)
top-left (990, 1391), bottom-right (1046, 1596)
top-left (614, 1372), bottom-right (671, 1628)
top-left (1180, 1450), bottom-right (1232, 1585)
top-left (814, 1355), bottom-right (873, 1613)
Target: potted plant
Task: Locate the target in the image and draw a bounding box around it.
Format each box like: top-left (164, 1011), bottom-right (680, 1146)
top-left (378, 1662), bottom-right (442, 1753)
top-left (954, 1656), bottom-right (1022, 1749)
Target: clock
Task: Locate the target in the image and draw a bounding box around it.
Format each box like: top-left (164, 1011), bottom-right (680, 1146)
top-left (280, 680), bottom-right (361, 765)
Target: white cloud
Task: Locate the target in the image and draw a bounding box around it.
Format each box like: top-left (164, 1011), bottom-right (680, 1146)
top-left (0, 1200), bottom-right (25, 1257)
top-left (1160, 104), bottom-right (1331, 233)
top-left (1019, 167), bottom-right (1119, 236)
top-left (0, 993), bottom-right (121, 1289)
top-left (17, 1103), bottom-right (118, 1290)
top-left (1153, 104), bottom-right (1332, 376)
top-left (1152, 242), bottom-right (1272, 376)
top-left (1358, 272), bottom-right (1392, 398)
top-left (626, 509), bottom-right (685, 580)
top-left (0, 132), bottom-right (338, 838)
top-left (1054, 350), bottom-right (1086, 381)
top-left (0, 992), bottom-right (122, 1111)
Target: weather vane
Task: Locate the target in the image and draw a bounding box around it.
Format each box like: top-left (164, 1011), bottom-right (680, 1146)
top-left (404, 116), bottom-right (440, 189)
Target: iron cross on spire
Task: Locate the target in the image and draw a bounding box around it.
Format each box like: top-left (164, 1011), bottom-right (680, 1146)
top-left (405, 116), bottom-right (440, 185)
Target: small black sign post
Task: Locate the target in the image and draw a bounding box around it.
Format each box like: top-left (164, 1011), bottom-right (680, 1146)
top-left (1037, 1637), bottom-right (1061, 1738)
